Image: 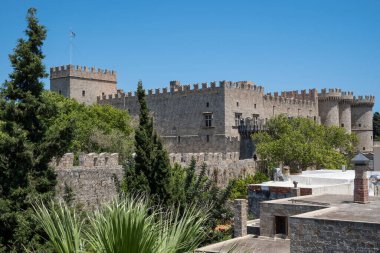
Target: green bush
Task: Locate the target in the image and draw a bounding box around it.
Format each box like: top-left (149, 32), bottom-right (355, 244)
top-left (229, 172), bottom-right (269, 199)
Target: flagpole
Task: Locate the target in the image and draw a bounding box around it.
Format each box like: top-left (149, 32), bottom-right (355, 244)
top-left (69, 30), bottom-right (75, 65)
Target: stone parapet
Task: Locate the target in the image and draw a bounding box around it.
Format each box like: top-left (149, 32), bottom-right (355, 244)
top-left (352, 95), bottom-right (375, 106)
top-left (280, 88), bottom-right (318, 101)
top-left (264, 93), bottom-right (316, 106)
top-left (97, 80), bottom-right (265, 103)
top-left (50, 65), bottom-right (117, 83)
top-left (51, 153), bottom-right (119, 169)
top-left (169, 152), bottom-right (240, 164)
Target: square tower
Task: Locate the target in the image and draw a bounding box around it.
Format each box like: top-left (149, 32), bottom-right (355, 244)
top-left (50, 65), bottom-right (117, 105)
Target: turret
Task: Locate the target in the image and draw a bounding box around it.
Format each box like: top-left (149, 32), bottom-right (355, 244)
top-left (339, 91), bottom-right (354, 133)
top-left (318, 88), bottom-right (343, 127)
top-left (352, 96), bottom-right (375, 152)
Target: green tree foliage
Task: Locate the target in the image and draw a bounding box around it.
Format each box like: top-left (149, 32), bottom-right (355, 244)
top-left (170, 158), bottom-right (234, 245)
top-left (228, 172), bottom-right (269, 199)
top-left (253, 115), bottom-right (357, 172)
top-left (42, 91), bottom-right (134, 161)
top-left (374, 112), bottom-right (380, 141)
top-left (125, 81), bottom-right (171, 204)
top-left (0, 8), bottom-right (74, 251)
top-left (32, 197), bottom-right (208, 253)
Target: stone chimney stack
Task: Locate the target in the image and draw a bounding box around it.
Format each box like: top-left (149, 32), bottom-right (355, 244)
top-left (352, 153), bottom-right (370, 204)
top-left (233, 199), bottom-right (247, 238)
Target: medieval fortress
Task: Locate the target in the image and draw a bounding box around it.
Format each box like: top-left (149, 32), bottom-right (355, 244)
top-left (50, 64), bottom-right (375, 158)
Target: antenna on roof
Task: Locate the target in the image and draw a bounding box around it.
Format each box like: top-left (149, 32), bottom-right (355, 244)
top-left (69, 29), bottom-right (76, 64)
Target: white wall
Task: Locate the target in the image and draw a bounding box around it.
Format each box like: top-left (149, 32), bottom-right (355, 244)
top-left (374, 145), bottom-right (380, 171)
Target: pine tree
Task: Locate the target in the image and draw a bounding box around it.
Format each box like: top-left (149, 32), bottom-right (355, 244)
top-left (133, 81), bottom-right (171, 204)
top-left (0, 8), bottom-right (73, 251)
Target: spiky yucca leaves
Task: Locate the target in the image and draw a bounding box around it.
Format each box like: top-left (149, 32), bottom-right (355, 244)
top-left (157, 205), bottom-right (209, 253)
top-left (32, 197), bottom-right (209, 253)
top-left (32, 201), bottom-right (85, 253)
top-left (85, 198), bottom-right (157, 253)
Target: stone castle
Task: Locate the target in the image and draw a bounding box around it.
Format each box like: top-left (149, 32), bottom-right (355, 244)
top-left (50, 64), bottom-right (375, 160)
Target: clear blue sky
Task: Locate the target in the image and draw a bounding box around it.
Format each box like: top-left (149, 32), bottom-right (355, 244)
top-left (1, 0), bottom-right (379, 112)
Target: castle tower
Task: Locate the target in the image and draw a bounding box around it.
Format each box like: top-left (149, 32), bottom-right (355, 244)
top-left (351, 96), bottom-right (375, 152)
top-left (50, 65), bottom-right (117, 105)
top-left (318, 89), bottom-right (342, 127)
top-left (339, 92), bottom-right (354, 133)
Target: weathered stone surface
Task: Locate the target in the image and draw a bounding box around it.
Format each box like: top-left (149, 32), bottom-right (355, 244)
top-left (53, 153), bottom-right (122, 209)
top-left (170, 152), bottom-right (257, 187)
top-left (233, 199), bottom-right (247, 237)
top-left (290, 217), bottom-right (380, 253)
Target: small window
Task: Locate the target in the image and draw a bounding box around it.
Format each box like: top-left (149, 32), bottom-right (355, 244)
top-left (206, 135), bottom-right (210, 142)
top-left (58, 90), bottom-right (62, 95)
top-left (82, 90), bottom-right (86, 97)
top-left (359, 124), bottom-right (362, 127)
top-left (204, 113), bottom-right (213, 127)
top-left (102, 92), bottom-right (105, 96)
top-left (206, 102), bottom-right (209, 107)
top-left (254, 104), bottom-right (257, 109)
top-left (178, 136), bottom-right (181, 143)
top-left (341, 123), bottom-right (344, 127)
top-left (236, 102), bottom-right (239, 107)
top-left (314, 116), bottom-right (317, 122)
top-left (235, 113), bottom-right (242, 126)
top-left (363, 147), bottom-right (366, 151)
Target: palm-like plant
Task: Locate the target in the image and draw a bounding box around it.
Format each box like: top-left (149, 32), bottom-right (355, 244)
top-left (32, 201), bottom-right (85, 253)
top-left (32, 197), bottom-right (209, 253)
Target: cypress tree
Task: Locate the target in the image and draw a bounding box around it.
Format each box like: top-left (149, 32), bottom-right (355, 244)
top-left (134, 81), bottom-right (171, 204)
top-left (374, 112), bottom-right (380, 141)
top-left (0, 8), bottom-right (73, 251)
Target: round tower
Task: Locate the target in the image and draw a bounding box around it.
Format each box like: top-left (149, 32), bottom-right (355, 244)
top-left (318, 88), bottom-right (342, 127)
top-left (339, 92), bottom-right (354, 133)
top-left (351, 96), bottom-right (375, 152)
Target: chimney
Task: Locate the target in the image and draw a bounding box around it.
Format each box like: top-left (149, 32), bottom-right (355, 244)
top-left (352, 153), bottom-right (370, 204)
top-left (233, 199), bottom-right (247, 238)
top-left (291, 181), bottom-right (301, 197)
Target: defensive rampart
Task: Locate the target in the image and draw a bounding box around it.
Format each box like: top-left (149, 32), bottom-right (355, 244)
top-left (53, 153), bottom-right (123, 209)
top-left (169, 152), bottom-right (257, 187)
top-left (50, 65), bottom-right (117, 83)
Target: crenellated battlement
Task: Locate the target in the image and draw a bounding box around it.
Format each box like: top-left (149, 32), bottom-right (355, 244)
top-left (280, 89), bottom-right (318, 101)
top-left (353, 95), bottom-right (375, 106)
top-left (50, 65), bottom-right (117, 83)
top-left (318, 88), bottom-right (354, 102)
top-left (263, 90), bottom-right (316, 106)
top-left (169, 152), bottom-right (240, 164)
top-left (51, 153), bottom-right (120, 169)
top-left (97, 80), bottom-right (265, 102)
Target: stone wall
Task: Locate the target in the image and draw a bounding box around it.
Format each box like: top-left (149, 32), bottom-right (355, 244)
top-left (53, 153), bottom-right (123, 209)
top-left (50, 65), bottom-right (117, 105)
top-left (169, 152), bottom-right (257, 187)
top-left (98, 80), bottom-right (320, 155)
top-left (248, 185), bottom-right (313, 218)
top-left (290, 214), bottom-right (380, 252)
top-left (98, 82), bottom-right (229, 153)
top-left (259, 200), bottom-right (326, 237)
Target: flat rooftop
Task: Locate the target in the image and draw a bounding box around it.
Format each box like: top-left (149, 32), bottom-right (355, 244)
top-left (195, 235), bottom-right (290, 253)
top-left (266, 194), bottom-right (380, 224)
